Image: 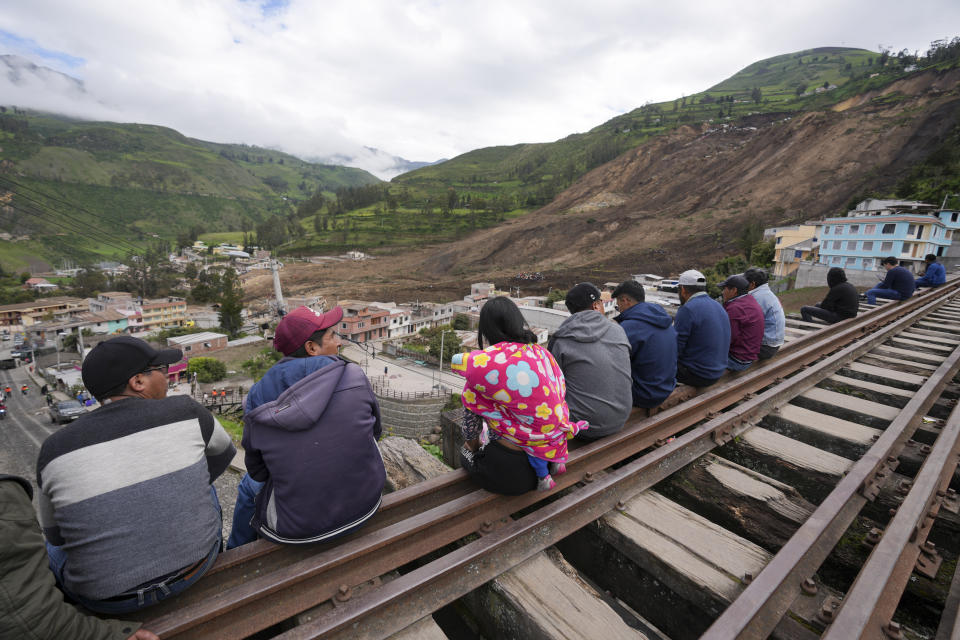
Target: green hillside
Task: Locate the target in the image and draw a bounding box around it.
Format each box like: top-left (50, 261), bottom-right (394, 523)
top-left (0, 111), bottom-right (380, 270)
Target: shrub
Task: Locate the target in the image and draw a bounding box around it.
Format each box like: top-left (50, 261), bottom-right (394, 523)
top-left (187, 357), bottom-right (227, 383)
top-left (241, 348), bottom-right (282, 381)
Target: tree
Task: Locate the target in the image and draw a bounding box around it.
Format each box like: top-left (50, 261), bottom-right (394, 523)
top-left (738, 219), bottom-right (764, 259)
top-left (72, 268), bottom-right (107, 297)
top-left (749, 239), bottom-right (776, 267)
top-left (187, 357), bottom-right (227, 383)
top-left (545, 289), bottom-right (567, 308)
top-left (751, 87), bottom-right (762, 104)
top-left (795, 84), bottom-right (807, 97)
top-left (429, 328), bottom-right (462, 363)
top-left (452, 313), bottom-right (470, 330)
top-left (218, 267), bottom-right (244, 338)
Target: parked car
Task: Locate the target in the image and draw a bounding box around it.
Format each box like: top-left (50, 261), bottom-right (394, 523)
top-left (49, 400), bottom-right (86, 424)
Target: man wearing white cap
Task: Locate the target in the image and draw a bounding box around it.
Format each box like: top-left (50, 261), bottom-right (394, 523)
top-left (674, 270), bottom-right (731, 388)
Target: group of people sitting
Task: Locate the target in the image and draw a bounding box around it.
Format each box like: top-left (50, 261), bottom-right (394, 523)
top-left (4, 307), bottom-right (385, 639)
top-left (3, 256), bottom-right (946, 638)
top-left (449, 267), bottom-right (790, 494)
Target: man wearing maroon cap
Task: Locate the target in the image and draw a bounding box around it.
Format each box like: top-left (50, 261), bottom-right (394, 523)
top-left (227, 306), bottom-right (385, 548)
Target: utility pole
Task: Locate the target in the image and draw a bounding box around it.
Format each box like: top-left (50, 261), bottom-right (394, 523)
top-left (271, 259), bottom-right (286, 317)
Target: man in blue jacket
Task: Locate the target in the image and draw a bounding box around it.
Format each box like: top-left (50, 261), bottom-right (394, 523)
top-left (744, 267), bottom-right (785, 360)
top-left (611, 280), bottom-right (677, 409)
top-left (916, 254), bottom-right (946, 288)
top-left (866, 257), bottom-right (916, 305)
top-left (674, 270), bottom-right (731, 388)
top-left (227, 306), bottom-right (385, 548)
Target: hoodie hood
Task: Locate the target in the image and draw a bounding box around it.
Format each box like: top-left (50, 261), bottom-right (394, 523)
top-left (246, 355), bottom-right (343, 432)
top-left (552, 310), bottom-right (620, 343)
top-left (614, 301), bottom-right (673, 329)
top-left (827, 267), bottom-right (847, 288)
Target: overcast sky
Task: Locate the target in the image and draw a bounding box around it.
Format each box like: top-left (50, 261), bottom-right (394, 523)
top-left (2, 1), bottom-right (958, 178)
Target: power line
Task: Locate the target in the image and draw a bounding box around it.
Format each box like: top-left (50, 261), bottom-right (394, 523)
top-left (4, 198), bottom-right (144, 256)
top-left (0, 176), bottom-right (148, 254)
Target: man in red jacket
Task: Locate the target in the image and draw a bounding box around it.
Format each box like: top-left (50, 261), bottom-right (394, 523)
top-left (721, 275), bottom-right (765, 372)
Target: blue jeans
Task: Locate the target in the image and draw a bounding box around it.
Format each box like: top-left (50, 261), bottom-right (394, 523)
top-left (227, 473), bottom-right (264, 550)
top-left (727, 355), bottom-right (754, 372)
top-left (526, 455), bottom-right (549, 479)
top-left (47, 486), bottom-right (222, 614)
top-left (865, 287), bottom-right (901, 305)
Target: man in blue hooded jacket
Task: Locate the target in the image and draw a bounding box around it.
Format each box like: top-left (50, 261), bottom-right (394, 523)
top-left (612, 280), bottom-right (677, 409)
top-left (227, 306), bottom-right (385, 548)
top-left (915, 254), bottom-right (946, 288)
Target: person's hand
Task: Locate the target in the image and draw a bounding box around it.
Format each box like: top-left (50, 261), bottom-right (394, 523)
top-left (127, 629), bottom-right (160, 640)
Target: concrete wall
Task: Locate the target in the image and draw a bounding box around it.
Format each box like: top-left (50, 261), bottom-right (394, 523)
top-left (376, 393), bottom-right (449, 440)
top-left (794, 261), bottom-right (886, 290)
top-left (517, 305), bottom-right (569, 333)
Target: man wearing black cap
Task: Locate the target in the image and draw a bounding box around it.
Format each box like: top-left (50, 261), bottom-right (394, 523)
top-left (721, 275), bottom-right (765, 372)
top-left (36, 336), bottom-right (235, 613)
top-left (548, 283), bottom-right (632, 440)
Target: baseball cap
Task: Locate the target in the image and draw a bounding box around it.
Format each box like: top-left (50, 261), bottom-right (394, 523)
top-left (565, 282), bottom-right (602, 313)
top-left (720, 275), bottom-right (750, 292)
top-left (82, 336), bottom-right (183, 399)
top-left (274, 305), bottom-right (344, 356)
top-left (677, 270), bottom-right (706, 286)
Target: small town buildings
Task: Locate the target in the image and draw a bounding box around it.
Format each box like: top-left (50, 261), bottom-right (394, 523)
top-left (771, 225), bottom-right (819, 279)
top-left (138, 298), bottom-right (188, 332)
top-left (0, 297), bottom-right (86, 329)
top-left (167, 331), bottom-right (229, 355)
top-left (339, 304), bottom-right (391, 343)
top-left (89, 292), bottom-right (135, 313)
top-left (470, 283), bottom-right (495, 298)
top-left (23, 277), bottom-right (58, 292)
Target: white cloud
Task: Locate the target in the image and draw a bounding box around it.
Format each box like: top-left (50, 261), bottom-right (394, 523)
top-left (1, 0), bottom-right (958, 178)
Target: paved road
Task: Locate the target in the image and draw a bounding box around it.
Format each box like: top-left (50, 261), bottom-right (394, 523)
top-left (0, 364), bottom-right (59, 498)
top-left (341, 343), bottom-right (464, 393)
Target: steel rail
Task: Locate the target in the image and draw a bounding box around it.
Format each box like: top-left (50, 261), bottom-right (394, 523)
top-left (703, 340), bottom-right (960, 638)
top-left (158, 284), bottom-right (949, 601)
top-left (269, 290), bottom-right (960, 640)
top-left (136, 284), bottom-right (956, 638)
top-left (822, 387), bottom-right (960, 639)
top-left (140, 285), bottom-right (960, 638)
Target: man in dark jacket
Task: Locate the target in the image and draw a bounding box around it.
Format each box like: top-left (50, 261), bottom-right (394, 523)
top-left (675, 269), bottom-right (730, 387)
top-left (866, 256), bottom-right (916, 304)
top-left (916, 253), bottom-right (946, 288)
top-left (228, 306), bottom-right (385, 548)
top-left (721, 275), bottom-right (765, 372)
top-left (1, 474), bottom-right (158, 640)
top-left (548, 282), bottom-right (632, 440)
top-left (801, 267), bottom-right (859, 324)
top-left (611, 280), bottom-right (677, 410)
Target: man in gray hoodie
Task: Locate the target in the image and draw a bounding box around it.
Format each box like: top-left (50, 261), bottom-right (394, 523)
top-left (548, 282), bottom-right (633, 441)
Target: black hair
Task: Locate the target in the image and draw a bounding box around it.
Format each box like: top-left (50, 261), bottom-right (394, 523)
top-left (612, 280), bottom-right (645, 303)
top-left (478, 296), bottom-right (537, 349)
top-left (881, 256), bottom-right (899, 266)
top-left (743, 267), bottom-right (768, 287)
top-left (925, 253), bottom-right (938, 262)
top-left (289, 328), bottom-right (333, 358)
top-left (679, 284), bottom-right (707, 295)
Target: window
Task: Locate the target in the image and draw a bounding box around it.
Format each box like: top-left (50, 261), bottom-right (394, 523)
top-left (184, 345), bottom-right (192, 352)
top-left (863, 259), bottom-right (876, 271)
top-left (864, 224), bottom-right (876, 234)
top-left (341, 323), bottom-right (347, 329)
top-left (358, 322), bottom-right (364, 328)
top-left (825, 226), bottom-right (833, 234)
top-left (831, 257), bottom-right (841, 265)
top-left (846, 241), bottom-right (857, 250)
top-left (882, 223), bottom-right (896, 234)
top-left (908, 224), bottom-right (917, 236)
top-left (849, 225), bottom-right (860, 234)
top-left (881, 241), bottom-right (894, 252)
top-left (845, 258), bottom-right (856, 267)
top-left (952, 212), bottom-right (959, 223)
top-left (776, 237), bottom-right (782, 244)
top-left (947, 230), bottom-right (953, 241)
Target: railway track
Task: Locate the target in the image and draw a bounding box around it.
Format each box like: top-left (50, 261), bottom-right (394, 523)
top-left (137, 281), bottom-right (960, 639)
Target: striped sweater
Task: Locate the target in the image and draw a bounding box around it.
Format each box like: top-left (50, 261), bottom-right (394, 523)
top-left (36, 395), bottom-right (235, 600)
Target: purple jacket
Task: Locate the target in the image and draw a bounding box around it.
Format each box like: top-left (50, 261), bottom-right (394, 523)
top-left (243, 357), bottom-right (385, 543)
top-left (724, 294), bottom-right (764, 363)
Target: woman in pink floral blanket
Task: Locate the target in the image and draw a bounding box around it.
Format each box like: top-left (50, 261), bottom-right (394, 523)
top-left (451, 297), bottom-right (587, 493)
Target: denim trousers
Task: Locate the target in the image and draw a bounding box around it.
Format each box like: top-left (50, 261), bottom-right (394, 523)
top-left (865, 286), bottom-right (901, 305)
top-left (727, 355), bottom-right (754, 372)
top-left (226, 473), bottom-right (264, 550)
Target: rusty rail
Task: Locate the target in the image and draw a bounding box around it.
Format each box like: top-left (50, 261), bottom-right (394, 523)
top-left (272, 291), bottom-right (960, 639)
top-left (139, 283), bottom-right (960, 638)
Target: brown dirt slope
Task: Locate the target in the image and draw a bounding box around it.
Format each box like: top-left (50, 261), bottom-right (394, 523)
top-left (250, 69), bottom-right (960, 304)
top-left (420, 68), bottom-right (960, 282)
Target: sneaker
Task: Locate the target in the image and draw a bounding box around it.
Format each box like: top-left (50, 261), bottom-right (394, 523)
top-left (460, 444), bottom-right (475, 465)
top-left (549, 462), bottom-right (567, 476)
top-left (537, 475), bottom-right (557, 491)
